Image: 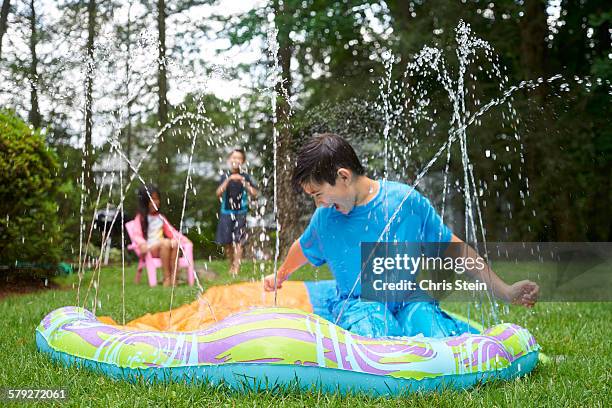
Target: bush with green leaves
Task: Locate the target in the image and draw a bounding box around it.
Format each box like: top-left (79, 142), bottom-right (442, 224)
top-left (0, 110), bottom-right (64, 277)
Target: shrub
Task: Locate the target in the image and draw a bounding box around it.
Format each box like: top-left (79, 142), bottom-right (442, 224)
top-left (0, 110), bottom-right (63, 277)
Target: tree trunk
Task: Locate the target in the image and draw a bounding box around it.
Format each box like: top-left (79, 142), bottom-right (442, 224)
top-left (386, 0), bottom-right (412, 60)
top-left (0, 0), bottom-right (10, 59)
top-left (608, 167), bottom-right (612, 241)
top-left (274, 1), bottom-right (299, 257)
top-left (156, 0), bottom-right (171, 192)
top-left (27, 0), bottom-right (40, 128)
top-left (125, 1), bottom-right (133, 173)
top-left (519, 0), bottom-right (547, 96)
top-left (519, 0), bottom-right (549, 238)
top-left (83, 0), bottom-right (96, 192)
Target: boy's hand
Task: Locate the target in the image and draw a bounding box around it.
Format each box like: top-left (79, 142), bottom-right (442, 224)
top-left (505, 280), bottom-right (539, 308)
top-left (263, 273), bottom-right (285, 292)
top-left (138, 243), bottom-right (148, 254)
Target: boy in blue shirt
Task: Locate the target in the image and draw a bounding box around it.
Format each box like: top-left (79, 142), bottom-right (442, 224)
top-left (264, 133), bottom-right (539, 338)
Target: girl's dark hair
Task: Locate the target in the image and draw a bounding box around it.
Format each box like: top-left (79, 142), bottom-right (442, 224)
top-left (229, 148), bottom-right (246, 161)
top-left (137, 185), bottom-right (161, 240)
top-left (292, 133), bottom-right (364, 192)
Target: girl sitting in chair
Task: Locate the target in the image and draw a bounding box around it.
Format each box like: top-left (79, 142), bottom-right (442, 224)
top-left (131, 185), bottom-right (190, 286)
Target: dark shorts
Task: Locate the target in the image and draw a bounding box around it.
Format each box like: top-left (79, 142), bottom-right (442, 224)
top-left (215, 213), bottom-right (247, 245)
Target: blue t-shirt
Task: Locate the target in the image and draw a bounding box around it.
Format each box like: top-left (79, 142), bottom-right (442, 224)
top-left (299, 180), bottom-right (452, 298)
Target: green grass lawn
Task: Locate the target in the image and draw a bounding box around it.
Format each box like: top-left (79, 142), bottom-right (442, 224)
top-left (1, 260), bottom-right (610, 407)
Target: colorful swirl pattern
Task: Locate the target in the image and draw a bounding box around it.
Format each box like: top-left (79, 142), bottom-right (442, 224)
top-left (37, 305), bottom-right (539, 387)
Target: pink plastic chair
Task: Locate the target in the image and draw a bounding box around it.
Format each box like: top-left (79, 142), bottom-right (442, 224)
top-left (125, 219), bottom-right (195, 287)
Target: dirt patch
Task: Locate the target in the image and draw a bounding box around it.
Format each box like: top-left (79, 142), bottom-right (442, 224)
top-left (0, 276), bottom-right (61, 300)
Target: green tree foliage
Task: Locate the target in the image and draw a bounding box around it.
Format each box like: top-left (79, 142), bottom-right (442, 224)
top-left (1, 0), bottom-right (610, 265)
top-left (0, 110), bottom-right (65, 272)
top-left (217, 0), bottom-right (611, 243)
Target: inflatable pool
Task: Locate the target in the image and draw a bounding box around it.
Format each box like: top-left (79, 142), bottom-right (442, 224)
top-left (36, 280), bottom-right (540, 395)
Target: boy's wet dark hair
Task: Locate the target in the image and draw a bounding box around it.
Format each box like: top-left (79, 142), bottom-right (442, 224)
top-left (292, 133), bottom-right (365, 192)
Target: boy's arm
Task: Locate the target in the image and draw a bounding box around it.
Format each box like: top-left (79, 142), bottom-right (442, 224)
top-left (245, 182), bottom-right (258, 198)
top-left (244, 176), bottom-right (258, 198)
top-left (263, 239), bottom-right (308, 291)
top-left (447, 235), bottom-right (539, 307)
top-left (216, 178), bottom-right (230, 197)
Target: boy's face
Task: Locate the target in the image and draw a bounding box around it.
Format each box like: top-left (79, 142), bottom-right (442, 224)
top-left (228, 151), bottom-right (245, 171)
top-left (302, 169), bottom-right (356, 215)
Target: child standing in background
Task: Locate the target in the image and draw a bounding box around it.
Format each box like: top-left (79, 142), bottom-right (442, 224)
top-left (215, 149), bottom-right (258, 276)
